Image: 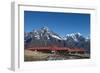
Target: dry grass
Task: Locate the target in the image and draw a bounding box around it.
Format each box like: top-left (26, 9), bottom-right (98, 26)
top-left (24, 49), bottom-right (51, 61)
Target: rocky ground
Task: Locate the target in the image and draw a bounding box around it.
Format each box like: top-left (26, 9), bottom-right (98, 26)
top-left (24, 49), bottom-right (90, 61)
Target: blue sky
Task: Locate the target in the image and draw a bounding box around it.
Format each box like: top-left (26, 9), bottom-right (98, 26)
top-left (24, 11), bottom-right (90, 37)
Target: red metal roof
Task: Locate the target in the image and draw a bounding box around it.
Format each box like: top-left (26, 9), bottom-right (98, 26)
top-left (68, 48), bottom-right (85, 52)
top-left (27, 47), bottom-right (85, 52)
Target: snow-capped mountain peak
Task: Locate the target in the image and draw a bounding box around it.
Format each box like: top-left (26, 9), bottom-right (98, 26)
top-left (66, 32), bottom-right (81, 37)
top-left (40, 26), bottom-right (49, 32)
top-left (64, 32), bottom-right (82, 42)
top-left (25, 26), bottom-right (62, 40)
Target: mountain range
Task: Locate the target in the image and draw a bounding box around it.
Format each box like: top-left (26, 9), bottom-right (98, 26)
top-left (24, 27), bottom-right (90, 53)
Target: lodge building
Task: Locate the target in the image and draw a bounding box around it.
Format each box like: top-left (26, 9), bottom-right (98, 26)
top-left (27, 46), bottom-right (86, 54)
